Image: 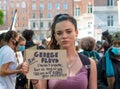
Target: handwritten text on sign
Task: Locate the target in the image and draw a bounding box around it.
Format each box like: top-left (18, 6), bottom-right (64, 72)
top-left (26, 50), bottom-right (67, 79)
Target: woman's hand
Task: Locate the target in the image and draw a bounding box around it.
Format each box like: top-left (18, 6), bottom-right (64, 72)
top-left (22, 62), bottom-right (29, 75)
top-left (31, 79), bottom-right (39, 85)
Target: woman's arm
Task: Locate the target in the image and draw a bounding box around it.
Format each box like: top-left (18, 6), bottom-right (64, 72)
top-left (89, 58), bottom-right (97, 89)
top-left (0, 62), bottom-right (22, 76)
top-left (22, 62), bottom-right (47, 89)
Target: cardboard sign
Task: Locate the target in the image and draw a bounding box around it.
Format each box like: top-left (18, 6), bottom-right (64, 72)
top-left (26, 49), bottom-right (67, 80)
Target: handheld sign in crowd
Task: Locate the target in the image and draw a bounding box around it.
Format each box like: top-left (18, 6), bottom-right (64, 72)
top-left (26, 49), bottom-right (67, 80)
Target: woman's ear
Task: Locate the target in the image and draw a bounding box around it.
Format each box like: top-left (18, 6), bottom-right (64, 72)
top-left (75, 30), bottom-right (78, 37)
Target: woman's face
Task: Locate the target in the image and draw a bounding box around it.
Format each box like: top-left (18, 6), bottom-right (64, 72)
top-left (13, 36), bottom-right (19, 47)
top-left (18, 40), bottom-right (26, 47)
top-left (54, 20), bottom-right (78, 49)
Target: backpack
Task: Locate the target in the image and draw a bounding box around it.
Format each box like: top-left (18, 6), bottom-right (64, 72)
top-left (15, 73), bottom-right (33, 89)
top-left (15, 73), bottom-right (28, 89)
top-left (78, 53), bottom-right (91, 81)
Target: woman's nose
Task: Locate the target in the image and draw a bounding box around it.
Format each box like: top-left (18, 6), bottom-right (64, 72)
top-left (62, 32), bottom-right (68, 38)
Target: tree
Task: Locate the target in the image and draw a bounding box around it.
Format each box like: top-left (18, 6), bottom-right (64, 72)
top-left (0, 10), bottom-right (4, 25)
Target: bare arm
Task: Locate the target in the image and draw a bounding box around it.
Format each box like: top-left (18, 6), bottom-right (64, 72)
top-left (89, 58), bottom-right (97, 89)
top-left (0, 62), bottom-right (22, 76)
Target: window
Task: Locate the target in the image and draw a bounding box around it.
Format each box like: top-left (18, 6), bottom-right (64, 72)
top-left (22, 17), bottom-right (25, 20)
top-left (32, 4), bottom-right (36, 10)
top-left (63, 3), bottom-right (68, 10)
top-left (48, 13), bottom-right (52, 18)
top-left (88, 22), bottom-right (92, 28)
top-left (32, 13), bottom-right (36, 18)
top-left (33, 22), bottom-right (36, 28)
top-left (22, 10), bottom-right (25, 14)
top-left (107, 0), bottom-right (114, 6)
top-left (56, 3), bottom-right (60, 10)
top-left (40, 13), bottom-right (44, 18)
top-left (3, 6), bottom-right (6, 10)
top-left (3, 0), bottom-right (6, 4)
top-left (48, 3), bottom-right (52, 10)
top-left (10, 3), bottom-right (14, 8)
top-left (22, 2), bottom-right (26, 8)
top-left (88, 4), bottom-right (92, 13)
top-left (75, 8), bottom-right (80, 17)
top-left (48, 22), bottom-right (51, 27)
top-left (40, 4), bottom-right (44, 10)
top-left (16, 3), bottom-right (20, 8)
top-left (107, 16), bottom-right (114, 26)
top-left (40, 22), bottom-right (43, 28)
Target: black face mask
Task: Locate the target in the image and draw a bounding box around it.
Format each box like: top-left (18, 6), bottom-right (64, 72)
top-left (12, 39), bottom-right (19, 46)
top-left (15, 41), bottom-right (19, 46)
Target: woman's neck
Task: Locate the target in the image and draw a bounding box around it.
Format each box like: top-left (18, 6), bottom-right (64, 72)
top-left (66, 48), bottom-right (78, 62)
top-left (7, 43), bottom-right (15, 50)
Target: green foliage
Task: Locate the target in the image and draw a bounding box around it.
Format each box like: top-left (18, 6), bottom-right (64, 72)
top-left (0, 10), bottom-right (4, 25)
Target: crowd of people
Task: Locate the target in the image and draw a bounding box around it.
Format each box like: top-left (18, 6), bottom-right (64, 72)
top-left (0, 13), bottom-right (120, 89)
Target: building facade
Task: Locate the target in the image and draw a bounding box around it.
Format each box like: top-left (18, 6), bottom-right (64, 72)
top-left (74, 0), bottom-right (120, 40)
top-left (94, 0), bottom-right (120, 34)
top-left (0, 0), bottom-right (119, 40)
top-left (0, 0), bottom-right (73, 40)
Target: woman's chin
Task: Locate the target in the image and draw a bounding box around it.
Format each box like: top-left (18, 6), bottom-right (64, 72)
top-left (61, 45), bottom-right (70, 49)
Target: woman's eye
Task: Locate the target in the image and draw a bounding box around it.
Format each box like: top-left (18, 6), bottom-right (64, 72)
top-left (67, 31), bottom-right (72, 34)
top-left (57, 32), bottom-right (62, 35)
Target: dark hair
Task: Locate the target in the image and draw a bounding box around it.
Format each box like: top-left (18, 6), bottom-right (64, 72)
top-left (102, 30), bottom-right (109, 36)
top-left (4, 31), bottom-right (18, 43)
top-left (22, 29), bottom-right (34, 41)
top-left (48, 14), bottom-right (77, 49)
top-left (0, 33), bottom-right (6, 41)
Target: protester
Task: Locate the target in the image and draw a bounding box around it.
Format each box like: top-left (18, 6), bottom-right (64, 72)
top-left (15, 35), bottom-right (27, 89)
top-left (22, 29), bottom-right (35, 49)
top-left (0, 32), bottom-right (6, 48)
top-left (98, 30), bottom-right (112, 54)
top-left (37, 39), bottom-right (46, 49)
top-left (80, 36), bottom-right (101, 63)
top-left (0, 31), bottom-right (24, 89)
top-left (22, 29), bottom-right (36, 89)
top-left (97, 34), bottom-right (120, 89)
top-left (16, 35), bottom-right (26, 64)
top-left (22, 14), bottom-right (97, 89)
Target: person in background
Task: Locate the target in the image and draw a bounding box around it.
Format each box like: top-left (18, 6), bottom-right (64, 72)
top-left (22, 29), bottom-right (35, 49)
top-left (22, 29), bottom-right (36, 89)
top-left (0, 32), bottom-right (6, 48)
top-left (15, 35), bottom-right (27, 89)
top-left (97, 34), bottom-right (120, 89)
top-left (98, 30), bottom-right (112, 54)
top-left (16, 35), bottom-right (26, 64)
top-left (0, 31), bottom-right (24, 89)
top-left (80, 36), bottom-right (101, 63)
top-left (37, 39), bottom-right (46, 49)
top-left (22, 14), bottom-right (97, 89)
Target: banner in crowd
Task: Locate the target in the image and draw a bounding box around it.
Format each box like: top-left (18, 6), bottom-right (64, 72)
top-left (26, 49), bottom-right (67, 79)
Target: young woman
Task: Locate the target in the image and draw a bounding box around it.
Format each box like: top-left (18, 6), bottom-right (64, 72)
top-left (0, 31), bottom-right (24, 89)
top-left (23, 14), bottom-right (97, 89)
